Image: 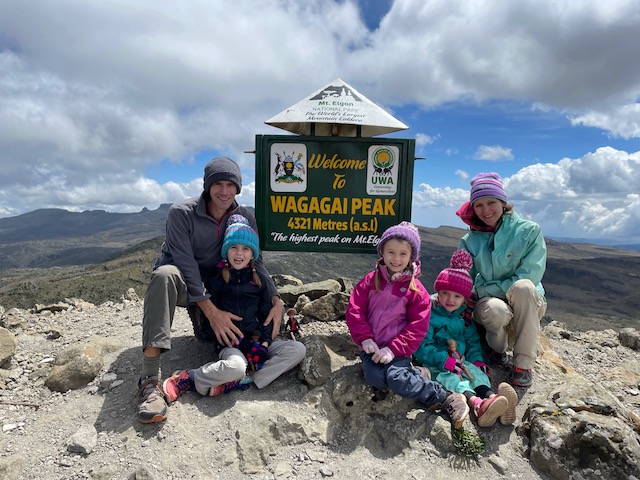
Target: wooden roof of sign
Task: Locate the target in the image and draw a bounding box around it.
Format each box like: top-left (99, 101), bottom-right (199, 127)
top-left (265, 78), bottom-right (408, 137)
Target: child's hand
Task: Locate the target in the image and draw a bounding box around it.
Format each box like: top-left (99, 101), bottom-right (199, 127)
top-left (444, 357), bottom-right (463, 376)
top-left (373, 347), bottom-right (395, 364)
top-left (361, 339), bottom-right (380, 355)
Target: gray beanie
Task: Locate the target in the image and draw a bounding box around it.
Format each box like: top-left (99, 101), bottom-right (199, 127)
top-left (203, 156), bottom-right (242, 194)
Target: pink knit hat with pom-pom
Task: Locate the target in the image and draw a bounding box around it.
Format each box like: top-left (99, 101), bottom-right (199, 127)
top-left (434, 250), bottom-right (474, 299)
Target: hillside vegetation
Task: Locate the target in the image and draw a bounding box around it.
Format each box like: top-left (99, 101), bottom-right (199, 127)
top-left (1, 217), bottom-right (639, 332)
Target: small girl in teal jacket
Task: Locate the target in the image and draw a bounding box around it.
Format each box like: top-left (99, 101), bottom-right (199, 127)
top-left (414, 250), bottom-right (518, 427)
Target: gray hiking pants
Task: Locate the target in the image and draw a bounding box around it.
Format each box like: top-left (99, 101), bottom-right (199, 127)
top-left (142, 265), bottom-right (189, 352)
top-left (191, 338), bottom-right (306, 395)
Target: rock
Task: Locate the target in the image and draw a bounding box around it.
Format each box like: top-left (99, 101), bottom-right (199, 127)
top-left (0, 326), bottom-right (17, 367)
top-left (300, 292), bottom-right (350, 322)
top-left (34, 303), bottom-right (71, 314)
top-left (0, 455), bottom-right (24, 480)
top-left (0, 308), bottom-right (30, 331)
top-left (64, 298), bottom-right (96, 310)
top-left (45, 344), bottom-right (105, 391)
top-left (335, 276), bottom-right (353, 293)
top-left (278, 279), bottom-right (342, 305)
top-left (298, 333), bottom-right (358, 387)
top-left (526, 337), bottom-right (640, 479)
top-left (272, 274), bottom-right (304, 287)
top-left (294, 294), bottom-right (311, 312)
top-left (67, 424), bottom-right (98, 454)
top-left (44, 336), bottom-right (121, 391)
top-left (122, 288), bottom-right (140, 303)
top-left (620, 327), bottom-right (640, 351)
top-left (127, 466), bottom-right (156, 479)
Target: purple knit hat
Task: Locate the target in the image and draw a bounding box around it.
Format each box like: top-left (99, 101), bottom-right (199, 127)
top-left (469, 172), bottom-right (508, 204)
top-left (434, 250), bottom-right (474, 299)
top-left (376, 221), bottom-right (421, 263)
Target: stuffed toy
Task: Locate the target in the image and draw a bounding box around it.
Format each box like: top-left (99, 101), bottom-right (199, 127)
top-left (238, 332), bottom-right (269, 371)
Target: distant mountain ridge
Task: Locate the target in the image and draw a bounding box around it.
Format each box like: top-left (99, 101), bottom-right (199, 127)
top-left (0, 204), bottom-right (172, 243)
top-left (0, 204), bottom-right (171, 269)
top-left (549, 236), bottom-right (640, 252)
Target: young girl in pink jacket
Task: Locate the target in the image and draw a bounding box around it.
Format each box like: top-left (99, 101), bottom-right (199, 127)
top-left (345, 221), bottom-right (469, 429)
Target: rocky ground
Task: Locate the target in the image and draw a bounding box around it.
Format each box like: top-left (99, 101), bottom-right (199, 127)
top-left (0, 293), bottom-right (639, 480)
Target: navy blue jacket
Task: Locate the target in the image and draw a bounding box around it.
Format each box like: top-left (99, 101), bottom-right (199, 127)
top-left (208, 267), bottom-right (273, 345)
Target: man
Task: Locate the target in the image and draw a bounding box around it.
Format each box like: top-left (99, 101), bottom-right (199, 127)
top-left (137, 156), bottom-right (289, 423)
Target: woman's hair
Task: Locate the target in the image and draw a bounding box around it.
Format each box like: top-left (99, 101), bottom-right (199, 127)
top-left (373, 257), bottom-right (420, 293)
top-left (222, 259), bottom-right (262, 286)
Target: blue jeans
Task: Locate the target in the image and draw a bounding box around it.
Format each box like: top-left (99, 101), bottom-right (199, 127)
top-left (359, 352), bottom-right (447, 406)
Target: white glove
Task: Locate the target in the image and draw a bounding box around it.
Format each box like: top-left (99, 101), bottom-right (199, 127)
top-left (361, 338), bottom-right (380, 355)
top-left (372, 347), bottom-right (395, 364)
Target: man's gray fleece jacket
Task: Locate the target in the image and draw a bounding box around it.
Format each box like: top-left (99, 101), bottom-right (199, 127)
top-left (153, 193), bottom-right (277, 303)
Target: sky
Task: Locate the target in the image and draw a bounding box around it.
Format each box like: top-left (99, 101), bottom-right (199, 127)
top-left (1, 0), bottom-right (639, 243)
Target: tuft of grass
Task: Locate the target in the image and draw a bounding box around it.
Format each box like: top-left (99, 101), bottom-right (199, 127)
top-left (452, 427), bottom-right (485, 458)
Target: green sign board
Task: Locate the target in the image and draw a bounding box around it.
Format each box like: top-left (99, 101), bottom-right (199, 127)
top-left (255, 134), bottom-right (416, 253)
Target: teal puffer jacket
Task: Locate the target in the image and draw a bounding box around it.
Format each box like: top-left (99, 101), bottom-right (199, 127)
top-left (413, 295), bottom-right (483, 378)
top-left (458, 210), bottom-right (546, 300)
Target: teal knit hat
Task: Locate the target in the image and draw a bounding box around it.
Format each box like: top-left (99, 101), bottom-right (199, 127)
top-left (221, 214), bottom-right (260, 260)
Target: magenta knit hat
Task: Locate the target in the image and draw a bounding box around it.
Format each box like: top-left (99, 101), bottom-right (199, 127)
top-left (434, 250), bottom-right (474, 299)
top-left (469, 172), bottom-right (508, 204)
top-left (376, 221), bottom-right (421, 262)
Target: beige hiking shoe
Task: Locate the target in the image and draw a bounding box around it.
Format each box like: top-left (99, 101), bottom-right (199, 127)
top-left (498, 382), bottom-right (518, 425)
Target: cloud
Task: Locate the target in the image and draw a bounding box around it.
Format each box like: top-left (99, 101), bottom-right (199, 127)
top-left (415, 132), bottom-right (439, 147)
top-left (358, 0), bottom-right (640, 112)
top-left (560, 195), bottom-right (640, 239)
top-left (0, 170), bottom-right (202, 217)
top-left (569, 103), bottom-right (640, 139)
top-left (413, 147), bottom-right (640, 241)
top-left (413, 184), bottom-right (468, 208)
top-left (473, 145), bottom-right (514, 161)
top-left (454, 170), bottom-right (469, 183)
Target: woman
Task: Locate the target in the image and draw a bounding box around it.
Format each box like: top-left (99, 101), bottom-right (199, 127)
top-left (456, 172), bottom-right (547, 387)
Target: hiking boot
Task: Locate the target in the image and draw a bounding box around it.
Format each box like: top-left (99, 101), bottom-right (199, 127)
top-left (136, 376), bottom-right (167, 424)
top-left (475, 395), bottom-right (509, 428)
top-left (487, 349), bottom-right (507, 366)
top-left (209, 379), bottom-right (250, 396)
top-left (498, 382), bottom-right (518, 425)
top-left (162, 370), bottom-right (195, 404)
top-left (442, 392), bottom-right (470, 429)
top-left (509, 367), bottom-right (533, 387)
